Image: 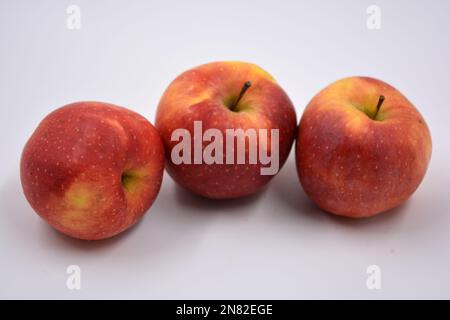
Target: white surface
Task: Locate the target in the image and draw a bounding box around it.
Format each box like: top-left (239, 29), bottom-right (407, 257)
top-left (1, 0), bottom-right (450, 299)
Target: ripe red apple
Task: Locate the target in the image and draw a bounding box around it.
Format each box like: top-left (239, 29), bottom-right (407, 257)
top-left (296, 77), bottom-right (432, 218)
top-left (155, 61), bottom-right (297, 199)
top-left (20, 102), bottom-right (165, 240)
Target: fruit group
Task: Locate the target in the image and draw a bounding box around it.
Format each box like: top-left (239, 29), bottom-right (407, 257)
top-left (20, 102), bottom-right (164, 240)
top-left (296, 77), bottom-right (432, 218)
top-left (155, 61), bottom-right (297, 199)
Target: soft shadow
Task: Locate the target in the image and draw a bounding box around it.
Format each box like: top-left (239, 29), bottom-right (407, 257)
top-left (271, 155), bottom-right (326, 219)
top-left (47, 218), bottom-right (144, 250)
top-left (326, 201), bottom-right (410, 228)
top-left (174, 184), bottom-right (267, 214)
top-left (0, 171), bottom-right (264, 263)
top-left (0, 172), bottom-right (148, 251)
top-left (271, 155), bottom-right (410, 226)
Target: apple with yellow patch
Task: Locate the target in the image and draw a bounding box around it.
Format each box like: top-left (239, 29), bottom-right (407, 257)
top-left (296, 77), bottom-right (432, 218)
top-left (156, 61), bottom-right (297, 199)
top-left (20, 102), bottom-right (164, 240)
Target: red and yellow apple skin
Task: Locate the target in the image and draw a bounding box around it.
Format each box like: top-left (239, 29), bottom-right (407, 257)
top-left (20, 102), bottom-right (165, 240)
top-left (155, 61), bottom-right (297, 199)
top-left (296, 77), bottom-right (432, 218)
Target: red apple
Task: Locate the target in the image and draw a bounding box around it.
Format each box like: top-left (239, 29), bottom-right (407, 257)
top-left (155, 61), bottom-right (297, 199)
top-left (20, 102), bottom-right (165, 240)
top-left (296, 77), bottom-right (432, 218)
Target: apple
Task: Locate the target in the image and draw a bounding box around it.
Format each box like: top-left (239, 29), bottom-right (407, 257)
top-left (20, 102), bottom-right (165, 240)
top-left (296, 77), bottom-right (432, 218)
top-left (155, 61), bottom-right (297, 199)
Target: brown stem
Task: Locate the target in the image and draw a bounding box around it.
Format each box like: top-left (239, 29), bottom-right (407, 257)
top-left (373, 95), bottom-right (385, 119)
top-left (231, 81), bottom-right (251, 110)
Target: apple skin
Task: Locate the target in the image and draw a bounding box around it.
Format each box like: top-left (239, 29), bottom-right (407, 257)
top-left (155, 61), bottom-right (297, 199)
top-left (296, 77), bottom-right (432, 218)
top-left (20, 102), bottom-right (165, 240)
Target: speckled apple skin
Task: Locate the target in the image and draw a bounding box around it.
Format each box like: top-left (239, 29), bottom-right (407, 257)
top-left (155, 61), bottom-right (297, 199)
top-left (20, 102), bottom-right (165, 240)
top-left (296, 77), bottom-right (432, 218)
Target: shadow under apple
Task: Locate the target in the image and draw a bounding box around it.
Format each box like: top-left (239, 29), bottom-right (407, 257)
top-left (173, 182), bottom-right (267, 215)
top-left (269, 154), bottom-right (410, 228)
top-left (0, 172), bottom-right (209, 258)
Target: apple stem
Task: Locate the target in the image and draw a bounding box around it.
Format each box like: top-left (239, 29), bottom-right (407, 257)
top-left (374, 95), bottom-right (385, 119)
top-left (231, 81), bottom-right (252, 110)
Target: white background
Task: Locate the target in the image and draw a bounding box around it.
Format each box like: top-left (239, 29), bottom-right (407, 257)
top-left (1, 0), bottom-right (449, 299)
